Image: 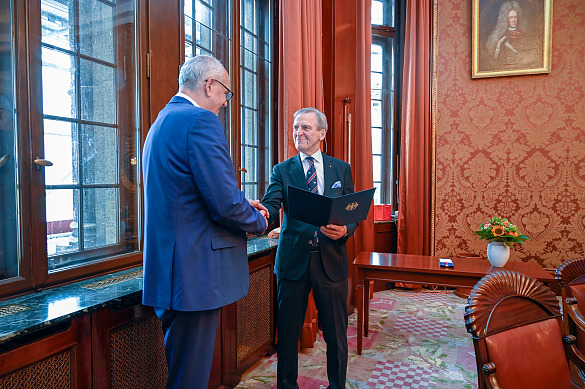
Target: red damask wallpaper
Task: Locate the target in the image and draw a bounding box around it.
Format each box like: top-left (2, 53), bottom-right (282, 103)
top-left (434, 0), bottom-right (585, 268)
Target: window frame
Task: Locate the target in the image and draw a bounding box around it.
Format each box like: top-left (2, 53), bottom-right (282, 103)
top-left (239, 0), bottom-right (273, 200)
top-left (0, 0), bottom-right (33, 296)
top-left (371, 0), bottom-right (404, 211)
top-left (0, 0), bottom-right (144, 299)
top-left (1, 0), bottom-right (277, 300)
top-left (180, 0), bottom-right (276, 199)
top-left (182, 0), bottom-right (233, 143)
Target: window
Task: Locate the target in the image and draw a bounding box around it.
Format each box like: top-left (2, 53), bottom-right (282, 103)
top-left (184, 0), bottom-right (229, 60)
top-left (371, 0), bottom-right (402, 207)
top-left (239, 0), bottom-right (272, 200)
top-left (1, 0), bottom-right (274, 298)
top-left (41, 0), bottom-right (139, 270)
top-left (0, 0), bottom-right (18, 281)
top-left (184, 0), bottom-right (231, 134)
top-left (1, 0), bottom-right (140, 295)
top-left (183, 0), bottom-right (274, 200)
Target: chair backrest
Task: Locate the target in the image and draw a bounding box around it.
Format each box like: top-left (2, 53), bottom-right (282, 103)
top-left (556, 257), bottom-right (585, 352)
top-left (464, 270), bottom-right (571, 389)
top-left (556, 258), bottom-right (585, 289)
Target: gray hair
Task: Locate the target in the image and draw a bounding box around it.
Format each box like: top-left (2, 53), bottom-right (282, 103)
top-left (486, 1), bottom-right (523, 56)
top-left (179, 55), bottom-right (227, 91)
top-left (294, 107), bottom-right (328, 131)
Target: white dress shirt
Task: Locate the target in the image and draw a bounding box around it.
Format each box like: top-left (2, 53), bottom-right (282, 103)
top-left (299, 150), bottom-right (324, 195)
top-left (175, 92), bottom-right (200, 107)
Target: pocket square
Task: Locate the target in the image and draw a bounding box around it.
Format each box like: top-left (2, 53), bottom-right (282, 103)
top-left (331, 181), bottom-right (342, 189)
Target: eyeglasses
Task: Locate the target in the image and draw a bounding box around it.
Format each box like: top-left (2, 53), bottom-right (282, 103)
top-left (205, 79), bottom-right (234, 101)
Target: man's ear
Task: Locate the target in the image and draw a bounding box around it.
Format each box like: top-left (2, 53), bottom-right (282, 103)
top-left (319, 129), bottom-right (326, 140)
top-left (204, 79), bottom-right (213, 97)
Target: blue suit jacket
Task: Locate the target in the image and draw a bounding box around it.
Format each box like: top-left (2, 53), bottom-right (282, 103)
top-left (142, 96), bottom-right (266, 311)
top-left (261, 154), bottom-right (356, 282)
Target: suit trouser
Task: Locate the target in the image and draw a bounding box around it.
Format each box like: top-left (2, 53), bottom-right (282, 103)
top-left (276, 249), bottom-right (349, 389)
top-left (155, 307), bottom-right (220, 389)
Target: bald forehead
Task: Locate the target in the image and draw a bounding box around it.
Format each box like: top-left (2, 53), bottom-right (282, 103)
top-left (218, 69), bottom-right (230, 84)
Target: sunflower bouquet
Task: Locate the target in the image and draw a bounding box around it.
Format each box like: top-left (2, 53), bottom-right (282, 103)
top-left (475, 217), bottom-right (529, 249)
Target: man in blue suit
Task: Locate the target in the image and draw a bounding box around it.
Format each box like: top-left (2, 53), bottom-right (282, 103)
top-left (142, 55), bottom-right (268, 388)
top-left (261, 108), bottom-right (356, 389)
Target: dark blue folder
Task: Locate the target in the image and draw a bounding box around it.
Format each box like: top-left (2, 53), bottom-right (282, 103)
top-left (287, 186), bottom-right (376, 226)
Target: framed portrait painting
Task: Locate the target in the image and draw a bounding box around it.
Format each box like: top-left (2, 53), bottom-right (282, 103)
top-left (472, 0), bottom-right (552, 78)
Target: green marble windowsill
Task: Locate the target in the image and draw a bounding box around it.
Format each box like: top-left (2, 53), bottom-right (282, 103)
top-left (0, 236), bottom-right (278, 346)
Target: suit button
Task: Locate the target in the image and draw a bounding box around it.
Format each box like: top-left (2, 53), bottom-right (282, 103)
top-left (309, 240), bottom-right (312, 245)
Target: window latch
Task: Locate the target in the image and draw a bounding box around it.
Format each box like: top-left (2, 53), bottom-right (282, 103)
top-left (0, 154), bottom-right (9, 168)
top-left (33, 158), bottom-right (54, 169)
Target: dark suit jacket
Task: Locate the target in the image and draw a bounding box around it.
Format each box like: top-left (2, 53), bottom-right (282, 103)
top-left (261, 153), bottom-right (356, 282)
top-left (142, 96), bottom-right (266, 311)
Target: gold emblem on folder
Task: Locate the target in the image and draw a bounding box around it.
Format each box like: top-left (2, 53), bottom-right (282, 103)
top-left (345, 202), bottom-right (359, 211)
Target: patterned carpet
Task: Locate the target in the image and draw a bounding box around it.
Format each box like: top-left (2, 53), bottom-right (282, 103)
top-left (236, 289), bottom-right (478, 389)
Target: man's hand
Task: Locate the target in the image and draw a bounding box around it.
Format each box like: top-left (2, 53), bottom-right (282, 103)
top-left (320, 224), bottom-right (348, 240)
top-left (248, 199), bottom-right (270, 220)
top-left (262, 213), bottom-right (269, 232)
top-left (246, 199), bottom-right (269, 235)
top-left (268, 227), bottom-right (280, 239)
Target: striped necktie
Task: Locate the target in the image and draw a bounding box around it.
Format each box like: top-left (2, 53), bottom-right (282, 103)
top-left (306, 156), bottom-right (319, 246)
top-left (306, 157), bottom-right (318, 193)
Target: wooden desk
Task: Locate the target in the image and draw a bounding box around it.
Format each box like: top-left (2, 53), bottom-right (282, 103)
top-left (354, 251), bottom-right (556, 354)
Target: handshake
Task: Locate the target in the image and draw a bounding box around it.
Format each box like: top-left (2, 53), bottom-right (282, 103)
top-left (248, 199), bottom-right (270, 235)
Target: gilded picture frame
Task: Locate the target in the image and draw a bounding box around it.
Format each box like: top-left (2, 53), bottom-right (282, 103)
top-left (472, 0), bottom-right (552, 78)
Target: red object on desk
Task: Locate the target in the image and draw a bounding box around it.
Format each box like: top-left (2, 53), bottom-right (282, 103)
top-left (374, 204), bottom-right (392, 221)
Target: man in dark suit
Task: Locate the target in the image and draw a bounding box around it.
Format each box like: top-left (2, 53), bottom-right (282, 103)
top-left (261, 107), bottom-right (356, 389)
top-left (142, 55), bottom-right (268, 388)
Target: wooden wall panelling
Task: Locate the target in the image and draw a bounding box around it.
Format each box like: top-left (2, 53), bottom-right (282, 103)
top-left (322, 0), bottom-right (357, 162)
top-left (236, 251), bottom-right (276, 374)
top-left (322, 0), bottom-right (358, 312)
top-left (219, 297), bottom-right (238, 388)
top-left (374, 222), bottom-right (397, 253)
top-left (373, 222), bottom-right (398, 292)
top-left (0, 316), bottom-right (92, 388)
top-left (0, 248), bottom-right (278, 389)
top-left (220, 250), bottom-right (277, 387)
top-left (91, 299), bottom-right (168, 388)
top-left (147, 0), bottom-right (181, 123)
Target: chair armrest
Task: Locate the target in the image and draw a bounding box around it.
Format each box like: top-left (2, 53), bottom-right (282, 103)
top-left (482, 362), bottom-right (501, 389)
top-left (564, 335), bottom-right (585, 373)
top-left (566, 298), bottom-right (585, 329)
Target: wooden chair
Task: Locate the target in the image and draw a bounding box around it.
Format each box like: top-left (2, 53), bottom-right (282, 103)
top-left (556, 258), bottom-right (585, 349)
top-left (464, 270), bottom-right (585, 389)
top-left (556, 257), bottom-right (585, 385)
